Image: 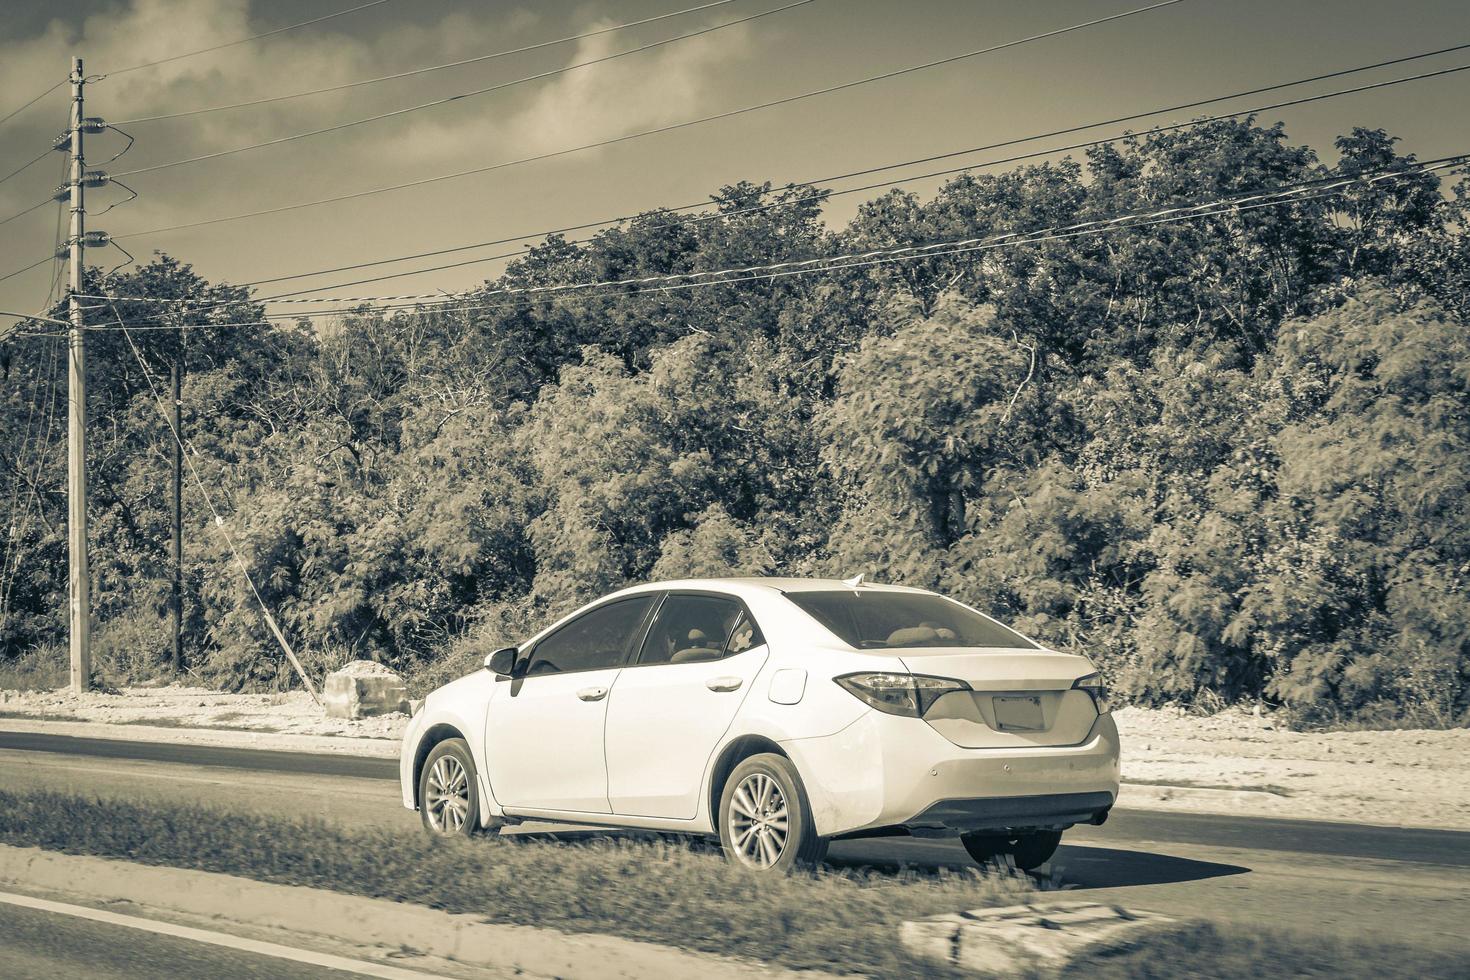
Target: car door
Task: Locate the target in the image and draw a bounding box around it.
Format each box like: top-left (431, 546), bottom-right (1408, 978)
top-left (603, 592), bottom-right (769, 819)
top-left (484, 595), bottom-right (656, 814)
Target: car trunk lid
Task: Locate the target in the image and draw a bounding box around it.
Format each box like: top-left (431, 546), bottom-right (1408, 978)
top-left (897, 647), bottom-right (1100, 749)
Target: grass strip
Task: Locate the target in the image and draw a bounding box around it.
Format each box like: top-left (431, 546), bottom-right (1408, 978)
top-left (1071, 920), bottom-right (1466, 979)
top-left (0, 789), bottom-right (1029, 977)
top-left (1, 789), bottom-right (1454, 978)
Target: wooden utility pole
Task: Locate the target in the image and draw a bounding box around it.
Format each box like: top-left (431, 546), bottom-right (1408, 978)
top-left (66, 56), bottom-right (91, 694)
top-left (169, 351), bottom-right (183, 674)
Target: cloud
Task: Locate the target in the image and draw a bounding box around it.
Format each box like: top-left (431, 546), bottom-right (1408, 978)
top-left (0, 0), bottom-right (766, 305)
top-left (348, 18), bottom-right (757, 171)
top-left (0, 0), bottom-right (754, 209)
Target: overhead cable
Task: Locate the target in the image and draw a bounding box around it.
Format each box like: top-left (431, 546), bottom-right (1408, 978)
top-left (96, 0), bottom-right (398, 79)
top-left (101, 295), bottom-right (322, 704)
top-left (0, 254), bottom-right (55, 286)
top-left (118, 36), bottom-right (1470, 247)
top-left (0, 79), bottom-right (66, 132)
top-left (0, 198), bottom-right (53, 230)
top-left (56, 181), bottom-right (1409, 335)
top-left (0, 148), bottom-right (54, 188)
top-left (113, 0), bottom-right (748, 124)
top-left (82, 155), bottom-right (1464, 321)
top-left (192, 51), bottom-right (1470, 299)
top-left (111, 0), bottom-right (817, 178)
top-left (216, 39), bottom-right (1470, 290)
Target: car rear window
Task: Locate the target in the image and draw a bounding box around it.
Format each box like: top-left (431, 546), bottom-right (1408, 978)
top-left (785, 591), bottom-right (1036, 650)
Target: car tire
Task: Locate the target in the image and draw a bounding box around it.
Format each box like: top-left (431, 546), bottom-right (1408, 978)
top-left (718, 753), bottom-right (827, 873)
top-left (1009, 830), bottom-right (1062, 870)
top-left (959, 831), bottom-right (1008, 865)
top-left (960, 829), bottom-right (1063, 871)
top-left (419, 737), bottom-right (481, 837)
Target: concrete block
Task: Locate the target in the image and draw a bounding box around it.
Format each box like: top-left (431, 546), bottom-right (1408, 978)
top-left (900, 901), bottom-right (1183, 976)
top-left (322, 661), bottom-right (408, 720)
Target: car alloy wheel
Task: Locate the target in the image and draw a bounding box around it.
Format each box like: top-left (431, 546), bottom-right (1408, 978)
top-left (426, 754), bottom-right (470, 833)
top-left (419, 737), bottom-right (481, 837)
top-left (718, 753), bottom-right (827, 873)
top-left (727, 771), bottom-right (790, 869)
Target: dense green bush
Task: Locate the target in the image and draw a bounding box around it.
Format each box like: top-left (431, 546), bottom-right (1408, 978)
top-left (2, 123), bottom-right (1466, 724)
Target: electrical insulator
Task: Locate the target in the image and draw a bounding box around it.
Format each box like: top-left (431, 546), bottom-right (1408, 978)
top-left (54, 231), bottom-right (112, 258)
top-left (51, 119), bottom-right (108, 152)
top-left (50, 171), bottom-right (111, 202)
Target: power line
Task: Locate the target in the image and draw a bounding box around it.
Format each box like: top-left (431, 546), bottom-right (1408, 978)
top-left (78, 155), bottom-right (1465, 323)
top-left (0, 148), bottom-right (54, 188)
top-left (112, 0), bottom-right (749, 125)
top-left (96, 0), bottom-right (398, 79)
top-left (111, 0), bottom-right (818, 178)
top-left (0, 255), bottom-right (55, 287)
top-left (0, 197), bottom-right (53, 230)
top-left (236, 157), bottom-right (1470, 307)
top-left (213, 50), bottom-right (1470, 300)
top-left (49, 183), bottom-right (1361, 335)
top-left (0, 79), bottom-right (66, 132)
top-left (112, 0), bottom-right (1190, 234)
top-left (100, 296), bottom-right (322, 703)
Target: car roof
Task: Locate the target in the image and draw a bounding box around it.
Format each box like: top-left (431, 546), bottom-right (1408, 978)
top-left (608, 576), bottom-right (933, 599)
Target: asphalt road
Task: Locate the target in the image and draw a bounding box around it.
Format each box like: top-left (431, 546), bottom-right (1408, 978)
top-left (2, 730), bottom-right (1468, 953)
top-left (0, 902), bottom-right (374, 980)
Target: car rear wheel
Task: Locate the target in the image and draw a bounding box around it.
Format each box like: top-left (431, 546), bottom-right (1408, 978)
top-left (419, 738), bottom-right (481, 837)
top-left (960, 829), bottom-right (1062, 871)
top-left (719, 753), bottom-right (827, 873)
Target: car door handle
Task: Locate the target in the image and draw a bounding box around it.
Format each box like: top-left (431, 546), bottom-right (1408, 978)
top-left (706, 676), bottom-right (743, 693)
top-left (576, 686), bottom-right (608, 702)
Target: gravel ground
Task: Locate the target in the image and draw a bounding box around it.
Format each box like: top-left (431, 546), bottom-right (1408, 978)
top-left (2, 686), bottom-right (1466, 831)
top-left (1112, 705), bottom-right (1470, 830)
top-left (0, 685), bottom-right (410, 740)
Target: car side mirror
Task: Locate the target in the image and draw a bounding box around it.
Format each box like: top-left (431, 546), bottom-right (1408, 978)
top-left (485, 647), bottom-right (518, 677)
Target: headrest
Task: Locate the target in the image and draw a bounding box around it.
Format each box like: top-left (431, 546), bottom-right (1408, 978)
top-left (886, 626), bottom-right (940, 646)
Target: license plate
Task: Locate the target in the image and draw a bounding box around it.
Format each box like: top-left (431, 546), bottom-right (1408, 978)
top-left (993, 695), bottom-right (1045, 731)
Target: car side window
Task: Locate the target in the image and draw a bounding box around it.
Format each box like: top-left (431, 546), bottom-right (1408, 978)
top-left (725, 612), bottom-right (764, 657)
top-left (638, 594), bottom-right (758, 666)
top-left (521, 596), bottom-right (656, 676)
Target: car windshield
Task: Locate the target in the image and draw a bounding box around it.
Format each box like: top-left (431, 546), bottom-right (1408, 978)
top-left (785, 590), bottom-right (1036, 650)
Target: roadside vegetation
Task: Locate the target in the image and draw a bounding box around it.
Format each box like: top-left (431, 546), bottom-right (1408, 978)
top-left (1071, 920), bottom-right (1467, 979)
top-left (2, 120), bottom-right (1468, 727)
top-left (0, 789), bottom-right (1029, 977)
top-left (1, 789), bottom-right (1460, 978)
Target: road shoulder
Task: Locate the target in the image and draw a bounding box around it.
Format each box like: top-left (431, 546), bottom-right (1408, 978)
top-left (0, 844), bottom-right (819, 980)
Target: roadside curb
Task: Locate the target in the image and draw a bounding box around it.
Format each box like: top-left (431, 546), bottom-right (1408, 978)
top-left (0, 844), bottom-right (820, 979)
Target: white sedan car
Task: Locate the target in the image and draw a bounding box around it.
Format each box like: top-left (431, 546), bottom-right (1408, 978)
top-left (400, 577), bottom-right (1119, 872)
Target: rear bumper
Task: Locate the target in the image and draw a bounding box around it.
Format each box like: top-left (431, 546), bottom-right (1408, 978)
top-left (903, 791), bottom-right (1114, 833)
top-left (780, 708), bottom-right (1120, 838)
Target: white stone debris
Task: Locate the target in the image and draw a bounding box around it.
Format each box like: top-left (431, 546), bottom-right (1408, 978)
top-left (900, 900), bottom-right (1182, 975)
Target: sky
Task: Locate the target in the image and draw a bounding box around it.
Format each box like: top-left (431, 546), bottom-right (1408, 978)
top-left (1, 0), bottom-right (1468, 321)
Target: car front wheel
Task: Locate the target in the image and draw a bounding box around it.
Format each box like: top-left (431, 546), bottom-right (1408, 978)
top-left (718, 753), bottom-right (827, 873)
top-left (419, 737), bottom-right (481, 837)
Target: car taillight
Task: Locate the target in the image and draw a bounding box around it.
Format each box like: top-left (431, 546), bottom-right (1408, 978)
top-left (1073, 672), bottom-right (1110, 714)
top-left (834, 672), bottom-right (970, 718)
